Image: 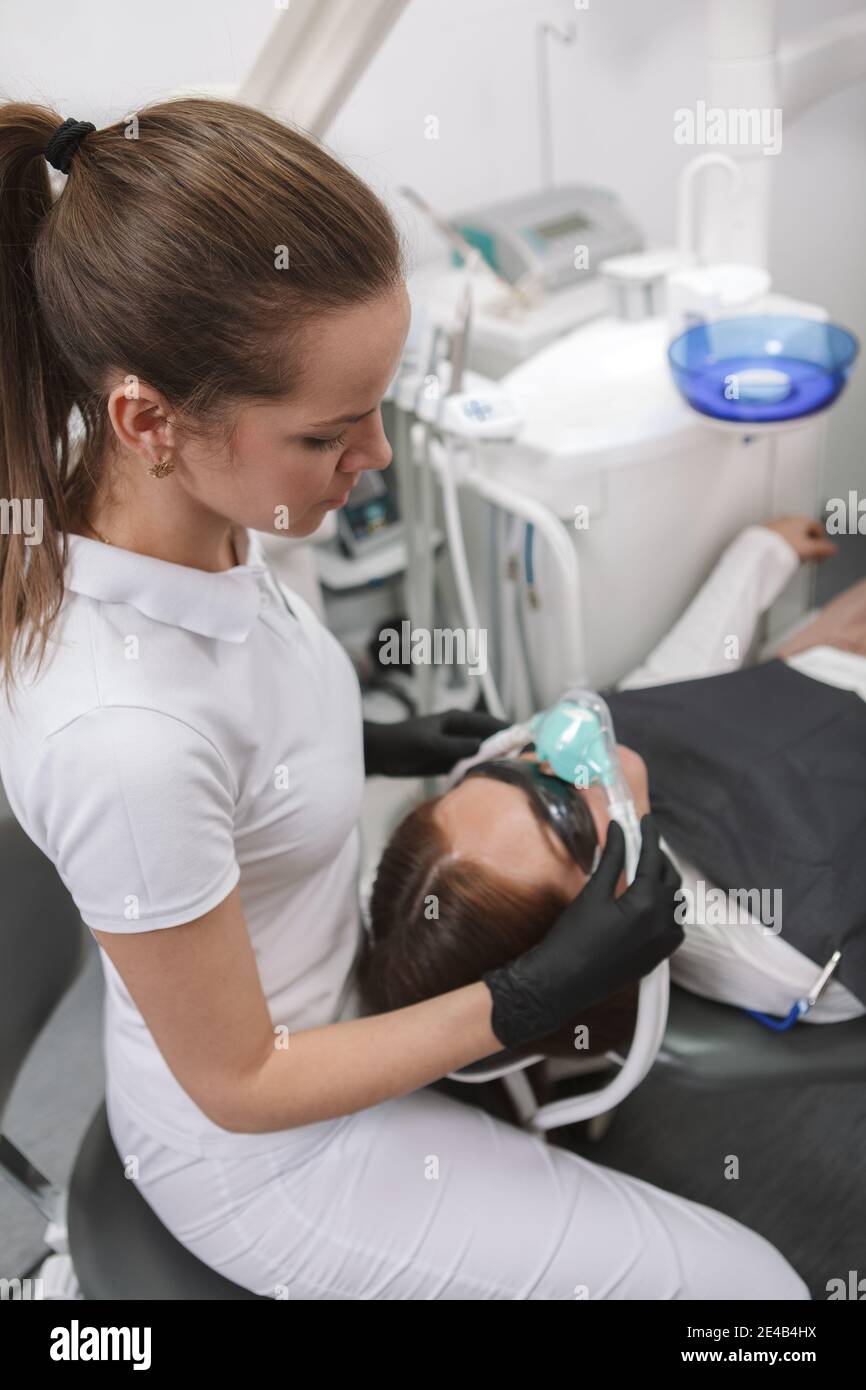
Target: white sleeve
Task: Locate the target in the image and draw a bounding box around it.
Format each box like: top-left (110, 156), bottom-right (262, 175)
top-left (617, 526), bottom-right (801, 691)
top-left (34, 706), bottom-right (240, 933)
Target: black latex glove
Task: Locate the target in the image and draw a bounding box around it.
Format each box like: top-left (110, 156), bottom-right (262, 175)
top-left (482, 815), bottom-right (684, 1051)
top-left (363, 709), bottom-right (511, 778)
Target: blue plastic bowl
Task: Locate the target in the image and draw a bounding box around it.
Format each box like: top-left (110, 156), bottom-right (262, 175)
top-left (668, 315), bottom-right (859, 424)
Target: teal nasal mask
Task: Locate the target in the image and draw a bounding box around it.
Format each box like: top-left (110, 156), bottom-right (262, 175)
top-left (529, 689), bottom-right (642, 881)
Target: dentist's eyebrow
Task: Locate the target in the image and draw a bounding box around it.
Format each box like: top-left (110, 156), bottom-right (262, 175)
top-left (304, 406), bottom-right (378, 429)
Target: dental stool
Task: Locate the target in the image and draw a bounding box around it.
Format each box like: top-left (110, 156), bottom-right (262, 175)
top-left (0, 818), bottom-right (266, 1300)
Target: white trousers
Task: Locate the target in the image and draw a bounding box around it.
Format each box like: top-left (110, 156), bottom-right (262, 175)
top-left (106, 1076), bottom-right (809, 1301)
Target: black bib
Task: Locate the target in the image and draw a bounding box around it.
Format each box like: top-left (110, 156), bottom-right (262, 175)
top-left (604, 660), bottom-right (866, 1006)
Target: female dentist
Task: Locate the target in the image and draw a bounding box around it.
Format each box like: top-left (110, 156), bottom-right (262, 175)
top-left (0, 98), bottom-right (808, 1300)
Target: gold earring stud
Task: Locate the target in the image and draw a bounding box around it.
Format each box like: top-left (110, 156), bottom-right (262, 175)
top-left (149, 454), bottom-right (175, 479)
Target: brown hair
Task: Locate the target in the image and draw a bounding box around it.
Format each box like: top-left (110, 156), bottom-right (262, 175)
top-left (359, 795), bottom-right (639, 1060)
top-left (0, 97), bottom-right (405, 698)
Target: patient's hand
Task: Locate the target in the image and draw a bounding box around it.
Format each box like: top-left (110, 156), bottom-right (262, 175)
top-left (764, 515), bottom-right (837, 563)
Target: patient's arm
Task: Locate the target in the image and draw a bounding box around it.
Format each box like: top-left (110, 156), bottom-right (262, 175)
top-left (618, 523), bottom-right (803, 691)
top-left (776, 575), bottom-right (866, 659)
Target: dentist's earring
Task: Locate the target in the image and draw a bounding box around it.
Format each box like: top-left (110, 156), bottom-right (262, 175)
top-left (148, 453), bottom-right (175, 478)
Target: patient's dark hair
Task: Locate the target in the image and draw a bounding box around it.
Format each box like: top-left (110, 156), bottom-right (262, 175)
top-left (359, 793), bottom-right (638, 1059)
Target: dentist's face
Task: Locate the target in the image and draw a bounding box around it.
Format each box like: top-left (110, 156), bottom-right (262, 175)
top-left (433, 745), bottom-right (650, 901)
top-left (177, 284), bottom-right (412, 538)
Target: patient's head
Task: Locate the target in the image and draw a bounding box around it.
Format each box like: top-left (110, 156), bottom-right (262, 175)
top-left (359, 745), bottom-right (650, 1058)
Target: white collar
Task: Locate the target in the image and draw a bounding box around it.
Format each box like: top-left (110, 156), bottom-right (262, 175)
top-left (65, 527), bottom-right (270, 643)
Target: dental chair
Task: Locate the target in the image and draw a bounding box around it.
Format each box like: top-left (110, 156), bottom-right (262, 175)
top-left (450, 985), bottom-right (866, 1140)
top-left (4, 814), bottom-right (866, 1299)
top-left (444, 679), bottom-right (866, 1131)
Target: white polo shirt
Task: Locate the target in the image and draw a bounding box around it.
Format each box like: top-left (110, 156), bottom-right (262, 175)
top-left (0, 527), bottom-right (367, 1157)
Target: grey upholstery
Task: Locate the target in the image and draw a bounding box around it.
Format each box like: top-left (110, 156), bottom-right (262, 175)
top-left (0, 816), bottom-right (265, 1300)
top-left (657, 984), bottom-right (866, 1088)
top-left (68, 1103), bottom-right (268, 1300)
top-left (0, 819), bottom-right (87, 1116)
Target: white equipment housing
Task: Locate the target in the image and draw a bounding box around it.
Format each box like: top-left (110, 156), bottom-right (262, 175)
top-left (468, 300), bottom-right (826, 710)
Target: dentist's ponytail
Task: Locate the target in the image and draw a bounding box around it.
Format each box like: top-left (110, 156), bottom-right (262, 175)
top-left (0, 96), bottom-right (405, 700)
top-left (0, 104), bottom-right (84, 703)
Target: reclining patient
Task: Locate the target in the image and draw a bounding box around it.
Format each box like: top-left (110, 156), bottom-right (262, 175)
top-left (359, 516), bottom-right (866, 1059)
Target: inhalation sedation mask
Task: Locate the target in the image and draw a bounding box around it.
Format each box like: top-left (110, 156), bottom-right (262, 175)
top-left (459, 689), bottom-right (642, 882)
top-left (528, 688), bottom-right (643, 881)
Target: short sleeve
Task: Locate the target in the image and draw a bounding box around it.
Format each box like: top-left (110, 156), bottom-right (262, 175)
top-left (33, 706), bottom-right (240, 932)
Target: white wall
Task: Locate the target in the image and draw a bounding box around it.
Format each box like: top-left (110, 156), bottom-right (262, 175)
top-left (327, 0), bottom-right (866, 511)
top-left (1, 0), bottom-right (864, 505)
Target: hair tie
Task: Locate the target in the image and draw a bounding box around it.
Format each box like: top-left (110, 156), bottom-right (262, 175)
top-left (44, 117), bottom-right (96, 175)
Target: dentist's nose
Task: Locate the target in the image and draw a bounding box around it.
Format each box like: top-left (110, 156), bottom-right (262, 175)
top-left (338, 410), bottom-right (392, 474)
